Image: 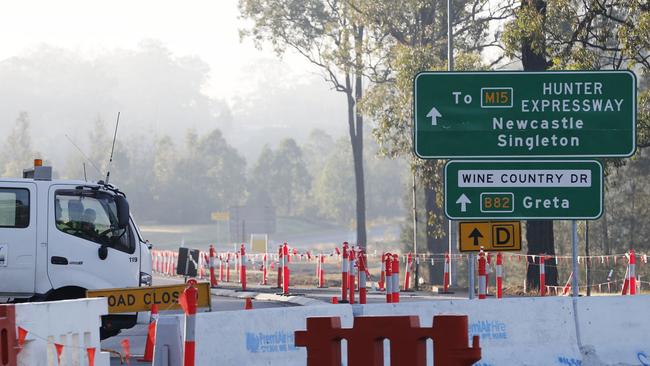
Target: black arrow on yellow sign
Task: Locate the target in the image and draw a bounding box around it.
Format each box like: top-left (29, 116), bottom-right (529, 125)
top-left (469, 228), bottom-right (483, 246)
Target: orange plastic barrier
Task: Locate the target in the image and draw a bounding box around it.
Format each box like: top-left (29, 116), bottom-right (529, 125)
top-left (295, 315), bottom-right (481, 366)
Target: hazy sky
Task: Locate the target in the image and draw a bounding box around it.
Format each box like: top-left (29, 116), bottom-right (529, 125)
top-left (0, 0), bottom-right (316, 102)
top-left (0, 0), bottom-right (350, 166)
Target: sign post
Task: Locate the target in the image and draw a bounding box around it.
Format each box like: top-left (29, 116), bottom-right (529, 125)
top-left (445, 160), bottom-right (603, 220)
top-left (414, 71), bottom-right (636, 158)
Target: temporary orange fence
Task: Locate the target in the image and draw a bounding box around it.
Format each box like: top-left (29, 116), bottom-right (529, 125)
top-left (295, 315), bottom-right (481, 366)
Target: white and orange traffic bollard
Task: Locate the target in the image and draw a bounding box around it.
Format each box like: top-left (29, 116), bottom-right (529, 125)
top-left (283, 242), bottom-right (290, 295)
top-left (277, 245), bottom-right (283, 289)
top-left (341, 242), bottom-right (349, 302)
top-left (385, 253), bottom-right (393, 303)
top-left (138, 304), bottom-right (159, 362)
top-left (199, 252), bottom-right (205, 279)
top-left (496, 253), bottom-right (503, 299)
top-left (622, 263), bottom-right (630, 295)
top-left (348, 248), bottom-right (356, 304)
top-left (209, 245), bottom-right (218, 288)
top-left (226, 253), bottom-right (231, 282)
top-left (318, 254), bottom-right (325, 288)
top-left (630, 249), bottom-right (637, 295)
top-left (235, 252), bottom-right (241, 283)
top-left (486, 253), bottom-right (492, 295)
top-left (315, 253), bottom-right (320, 285)
top-left (478, 249), bottom-right (487, 300)
top-left (444, 252), bottom-right (450, 293)
top-left (183, 279), bottom-right (198, 366)
top-left (358, 249), bottom-right (368, 304)
top-left (240, 244), bottom-right (247, 291)
top-left (219, 254), bottom-right (224, 282)
top-left (404, 253), bottom-right (413, 291)
top-left (539, 254), bottom-right (546, 296)
top-left (392, 254), bottom-right (400, 303)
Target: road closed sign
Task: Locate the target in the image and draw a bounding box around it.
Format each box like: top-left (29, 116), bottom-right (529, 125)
top-left (459, 221), bottom-right (522, 252)
top-left (87, 282), bottom-right (211, 314)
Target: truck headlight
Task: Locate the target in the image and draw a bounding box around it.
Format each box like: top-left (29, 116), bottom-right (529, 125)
top-left (140, 272), bottom-right (152, 286)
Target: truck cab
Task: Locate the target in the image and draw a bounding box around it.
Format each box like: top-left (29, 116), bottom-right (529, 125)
top-left (0, 161), bottom-right (152, 337)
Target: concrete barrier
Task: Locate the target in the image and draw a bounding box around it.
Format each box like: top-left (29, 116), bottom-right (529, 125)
top-left (355, 297), bottom-right (582, 366)
top-left (195, 305), bottom-right (353, 366)
top-left (15, 298), bottom-right (109, 366)
top-left (172, 294), bottom-right (650, 365)
top-left (577, 295), bottom-right (650, 365)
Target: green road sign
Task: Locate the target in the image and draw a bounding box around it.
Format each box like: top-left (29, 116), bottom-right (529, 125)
top-left (444, 160), bottom-right (603, 220)
top-left (414, 71), bottom-right (636, 158)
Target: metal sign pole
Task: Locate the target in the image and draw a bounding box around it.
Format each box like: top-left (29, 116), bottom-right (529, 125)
top-left (413, 169), bottom-right (419, 291)
top-left (447, 0), bottom-right (456, 291)
top-left (468, 253), bottom-right (475, 299)
top-left (572, 220), bottom-right (579, 297)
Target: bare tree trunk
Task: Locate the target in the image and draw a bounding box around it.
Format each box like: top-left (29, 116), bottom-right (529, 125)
top-left (521, 0), bottom-right (558, 289)
top-left (630, 181), bottom-right (635, 247)
top-left (352, 25), bottom-right (367, 249)
top-left (602, 206), bottom-right (610, 255)
top-left (425, 186), bottom-right (447, 284)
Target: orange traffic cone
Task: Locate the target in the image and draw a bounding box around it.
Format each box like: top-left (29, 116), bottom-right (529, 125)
top-left (245, 298), bottom-right (253, 310)
top-left (138, 304), bottom-right (158, 362)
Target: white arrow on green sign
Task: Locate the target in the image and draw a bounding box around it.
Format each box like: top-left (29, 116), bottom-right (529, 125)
top-left (444, 160), bottom-right (603, 220)
top-left (414, 71), bottom-right (637, 158)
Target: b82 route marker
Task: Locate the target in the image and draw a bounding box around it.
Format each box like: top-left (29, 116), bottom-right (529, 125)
top-left (445, 160), bottom-right (603, 220)
top-left (414, 71), bottom-right (636, 158)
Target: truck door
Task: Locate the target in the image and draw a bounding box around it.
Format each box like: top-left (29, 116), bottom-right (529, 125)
top-left (47, 186), bottom-right (140, 292)
top-left (0, 183), bottom-right (36, 296)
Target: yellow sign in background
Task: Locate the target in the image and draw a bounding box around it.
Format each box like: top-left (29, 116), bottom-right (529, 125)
top-left (250, 233), bottom-right (268, 254)
top-left (211, 211), bottom-right (230, 221)
top-left (87, 282), bottom-right (212, 314)
top-left (458, 221), bottom-right (522, 252)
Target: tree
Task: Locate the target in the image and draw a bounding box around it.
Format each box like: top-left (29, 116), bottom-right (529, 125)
top-left (239, 0), bottom-right (376, 248)
top-left (185, 129), bottom-right (248, 223)
top-left (312, 138), bottom-right (356, 224)
top-left (501, 0), bottom-right (650, 290)
top-left (2, 112), bottom-right (36, 177)
top-left (251, 139), bottom-right (311, 216)
top-left (354, 0), bottom-right (508, 284)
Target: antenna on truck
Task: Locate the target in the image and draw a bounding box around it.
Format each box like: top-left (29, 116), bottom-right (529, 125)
top-left (65, 134), bottom-right (102, 177)
top-left (105, 112), bottom-right (121, 185)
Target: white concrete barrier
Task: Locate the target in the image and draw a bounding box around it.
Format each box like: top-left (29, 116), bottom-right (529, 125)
top-left (15, 298), bottom-right (109, 366)
top-left (577, 295), bottom-right (650, 365)
top-left (195, 304), bottom-right (353, 366)
top-left (355, 297), bottom-right (582, 366)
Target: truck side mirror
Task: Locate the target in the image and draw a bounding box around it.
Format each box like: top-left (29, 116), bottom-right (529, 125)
top-left (115, 196), bottom-right (130, 229)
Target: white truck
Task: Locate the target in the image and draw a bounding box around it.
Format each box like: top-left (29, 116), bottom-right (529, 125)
top-left (0, 161), bottom-right (152, 338)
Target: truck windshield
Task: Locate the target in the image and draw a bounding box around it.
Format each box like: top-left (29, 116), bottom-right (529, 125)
top-left (55, 189), bottom-right (135, 253)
